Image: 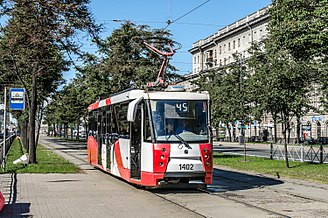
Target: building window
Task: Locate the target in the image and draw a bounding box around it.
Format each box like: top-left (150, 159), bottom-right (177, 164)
top-left (220, 59), bottom-right (222, 66)
top-left (224, 58), bottom-right (226, 65)
top-left (194, 57), bottom-right (196, 64)
top-left (238, 38), bottom-right (240, 47)
top-left (248, 33), bottom-right (251, 43)
top-left (228, 42), bottom-right (231, 51)
top-left (197, 56), bottom-right (199, 64)
top-left (214, 49), bottom-right (217, 58)
top-left (233, 40), bottom-right (235, 49)
top-left (224, 44), bottom-right (226, 53)
top-left (219, 46), bottom-right (222, 54)
top-left (243, 35), bottom-right (246, 45)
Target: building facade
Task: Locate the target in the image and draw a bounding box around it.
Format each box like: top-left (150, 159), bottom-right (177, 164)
top-left (179, 6), bottom-right (328, 143)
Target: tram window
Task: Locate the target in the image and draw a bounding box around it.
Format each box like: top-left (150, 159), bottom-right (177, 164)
top-left (110, 106), bottom-right (119, 137)
top-left (101, 108), bottom-right (107, 135)
top-left (88, 111), bottom-right (97, 136)
top-left (97, 111), bottom-right (102, 138)
top-left (114, 103), bottom-right (130, 139)
top-left (106, 110), bottom-right (111, 135)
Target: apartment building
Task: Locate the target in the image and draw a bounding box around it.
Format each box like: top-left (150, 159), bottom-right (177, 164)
top-left (180, 6), bottom-right (328, 143)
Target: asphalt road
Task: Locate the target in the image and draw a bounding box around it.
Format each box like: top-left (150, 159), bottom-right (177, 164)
top-left (213, 141), bottom-right (271, 158)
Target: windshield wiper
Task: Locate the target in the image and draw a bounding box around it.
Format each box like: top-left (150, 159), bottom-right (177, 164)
top-left (165, 126), bottom-right (192, 149)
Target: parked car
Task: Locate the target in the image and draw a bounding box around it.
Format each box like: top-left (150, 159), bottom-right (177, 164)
top-left (317, 137), bottom-right (328, 145)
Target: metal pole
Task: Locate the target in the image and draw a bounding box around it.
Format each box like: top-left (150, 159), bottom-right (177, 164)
top-left (320, 144), bottom-right (323, 164)
top-left (301, 143), bottom-right (304, 162)
top-left (2, 87), bottom-right (7, 169)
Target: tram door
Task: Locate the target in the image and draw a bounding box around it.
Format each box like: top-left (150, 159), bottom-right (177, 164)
top-left (130, 105), bottom-right (142, 180)
top-left (97, 112), bottom-right (102, 165)
top-left (106, 109), bottom-right (112, 170)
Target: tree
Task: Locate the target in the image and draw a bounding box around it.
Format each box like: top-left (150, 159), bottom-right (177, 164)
top-left (196, 53), bottom-right (251, 143)
top-left (96, 22), bottom-right (180, 94)
top-left (0, 0), bottom-right (100, 163)
top-left (260, 0), bottom-right (326, 167)
top-left (248, 42), bottom-right (314, 168)
top-left (270, 0), bottom-right (328, 62)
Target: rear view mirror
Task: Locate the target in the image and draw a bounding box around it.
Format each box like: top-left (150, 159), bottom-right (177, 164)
top-left (127, 97), bottom-right (143, 122)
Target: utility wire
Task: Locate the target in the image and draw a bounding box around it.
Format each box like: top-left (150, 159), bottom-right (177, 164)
top-left (164, 0), bottom-right (211, 30)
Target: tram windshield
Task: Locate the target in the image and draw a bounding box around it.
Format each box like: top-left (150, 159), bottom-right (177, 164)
top-left (150, 100), bottom-right (209, 143)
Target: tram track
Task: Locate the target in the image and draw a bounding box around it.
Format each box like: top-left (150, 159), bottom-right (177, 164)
top-left (41, 137), bottom-right (328, 218)
top-left (199, 187), bottom-right (289, 218)
top-left (152, 187), bottom-right (289, 218)
top-left (217, 173), bottom-right (328, 204)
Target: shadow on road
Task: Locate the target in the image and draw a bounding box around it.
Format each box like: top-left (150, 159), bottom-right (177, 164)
top-left (152, 168), bottom-right (283, 194)
top-left (44, 138), bottom-right (87, 150)
top-left (1, 203), bottom-right (31, 218)
top-left (211, 168), bottom-right (283, 192)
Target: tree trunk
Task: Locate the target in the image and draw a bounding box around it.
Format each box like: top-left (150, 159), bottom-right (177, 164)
top-left (296, 116), bottom-right (301, 144)
top-left (283, 122), bottom-right (289, 168)
top-left (76, 120), bottom-right (80, 140)
top-left (28, 75), bottom-right (37, 164)
top-left (20, 119), bottom-right (29, 152)
top-left (226, 122), bottom-right (232, 142)
top-left (273, 118), bottom-right (277, 144)
top-left (36, 101), bottom-right (44, 148)
top-left (70, 126), bottom-right (73, 139)
top-left (53, 123), bottom-right (56, 137)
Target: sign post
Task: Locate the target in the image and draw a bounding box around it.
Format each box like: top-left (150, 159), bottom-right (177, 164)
top-left (2, 87), bottom-right (7, 169)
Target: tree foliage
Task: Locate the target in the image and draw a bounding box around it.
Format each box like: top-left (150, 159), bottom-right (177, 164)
top-left (0, 0), bottom-right (100, 163)
top-left (196, 54), bottom-right (252, 141)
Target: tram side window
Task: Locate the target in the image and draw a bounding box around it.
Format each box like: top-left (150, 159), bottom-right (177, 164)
top-left (101, 108), bottom-right (107, 136)
top-left (110, 106), bottom-right (119, 137)
top-left (88, 111), bottom-right (97, 137)
top-left (114, 103), bottom-right (130, 139)
top-left (97, 111), bottom-right (102, 139)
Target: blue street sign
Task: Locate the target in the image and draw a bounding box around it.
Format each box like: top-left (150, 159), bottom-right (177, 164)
top-left (10, 88), bottom-right (25, 110)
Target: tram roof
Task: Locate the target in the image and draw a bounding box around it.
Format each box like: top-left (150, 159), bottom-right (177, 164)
top-left (87, 89), bottom-right (209, 111)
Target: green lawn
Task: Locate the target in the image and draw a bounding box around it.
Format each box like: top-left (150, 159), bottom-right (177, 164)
top-left (2, 138), bottom-right (79, 173)
top-left (214, 152), bottom-right (328, 184)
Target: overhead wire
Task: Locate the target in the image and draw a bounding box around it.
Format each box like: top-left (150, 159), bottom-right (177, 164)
top-left (164, 0), bottom-right (211, 30)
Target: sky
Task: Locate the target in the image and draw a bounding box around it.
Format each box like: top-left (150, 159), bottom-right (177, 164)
top-left (64, 0), bottom-right (272, 82)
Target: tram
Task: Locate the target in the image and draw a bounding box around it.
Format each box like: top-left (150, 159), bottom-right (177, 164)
top-left (87, 86), bottom-right (212, 187)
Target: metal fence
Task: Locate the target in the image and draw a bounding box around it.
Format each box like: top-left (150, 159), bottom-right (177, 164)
top-left (0, 134), bottom-right (16, 166)
top-left (270, 144), bottom-right (328, 164)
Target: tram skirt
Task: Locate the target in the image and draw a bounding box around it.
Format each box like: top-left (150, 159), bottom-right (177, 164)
top-left (0, 191), bottom-right (4, 212)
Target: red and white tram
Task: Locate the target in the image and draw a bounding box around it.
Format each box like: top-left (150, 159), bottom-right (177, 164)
top-left (87, 86), bottom-right (213, 188)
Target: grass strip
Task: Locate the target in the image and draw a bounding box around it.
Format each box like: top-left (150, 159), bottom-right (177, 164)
top-left (2, 138), bottom-right (79, 173)
top-left (214, 152), bottom-right (328, 184)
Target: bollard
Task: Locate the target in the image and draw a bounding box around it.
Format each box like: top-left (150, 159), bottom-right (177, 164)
top-left (270, 143), bottom-right (273, 160)
top-left (320, 144), bottom-right (323, 164)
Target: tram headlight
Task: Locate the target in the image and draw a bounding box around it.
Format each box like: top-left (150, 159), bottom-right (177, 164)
top-left (159, 162), bottom-right (163, 166)
top-left (160, 155), bottom-right (165, 160)
top-left (203, 148), bottom-right (208, 153)
top-left (204, 154), bottom-right (209, 159)
top-left (161, 148), bottom-right (166, 152)
top-left (206, 161), bottom-right (210, 166)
